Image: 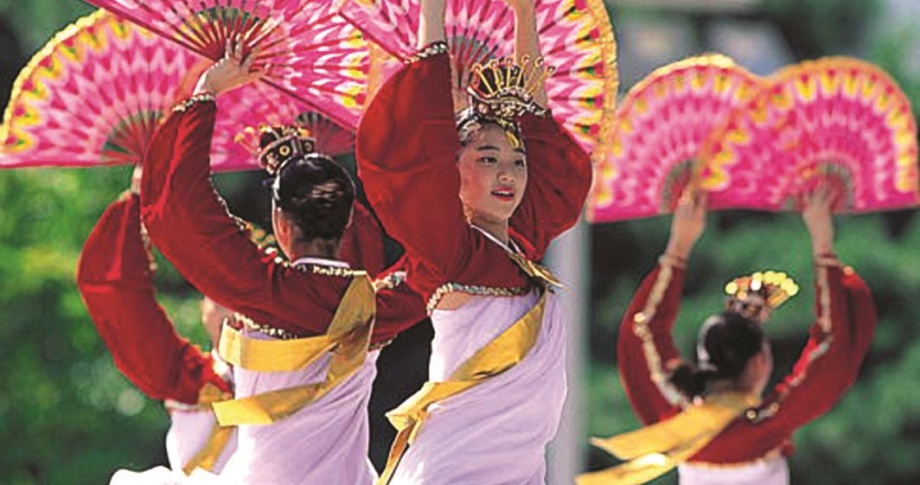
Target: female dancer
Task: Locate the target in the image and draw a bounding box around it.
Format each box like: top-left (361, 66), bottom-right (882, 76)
top-left (355, 0), bottom-right (592, 482)
top-left (77, 179), bottom-right (236, 480)
top-left (580, 189), bottom-right (876, 485)
top-left (139, 47), bottom-right (425, 484)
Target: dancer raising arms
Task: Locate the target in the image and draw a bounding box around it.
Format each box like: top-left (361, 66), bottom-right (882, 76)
top-left (580, 189), bottom-right (876, 485)
top-left (356, 0), bottom-right (593, 482)
top-left (139, 44), bottom-right (426, 484)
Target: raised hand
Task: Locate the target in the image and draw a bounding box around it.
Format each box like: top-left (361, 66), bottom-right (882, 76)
top-left (802, 186), bottom-right (835, 256)
top-left (194, 38), bottom-right (263, 96)
top-left (665, 188), bottom-right (707, 261)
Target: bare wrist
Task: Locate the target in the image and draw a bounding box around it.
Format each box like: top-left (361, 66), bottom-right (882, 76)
top-left (659, 252), bottom-right (687, 269)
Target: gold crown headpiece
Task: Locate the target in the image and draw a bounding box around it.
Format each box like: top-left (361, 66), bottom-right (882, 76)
top-left (724, 270), bottom-right (799, 311)
top-left (234, 125), bottom-right (316, 175)
top-left (457, 56), bottom-right (554, 148)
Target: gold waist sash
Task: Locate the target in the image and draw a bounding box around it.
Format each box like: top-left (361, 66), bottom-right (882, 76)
top-left (183, 274), bottom-right (376, 474)
top-left (376, 291), bottom-right (547, 485)
top-left (577, 392), bottom-right (760, 485)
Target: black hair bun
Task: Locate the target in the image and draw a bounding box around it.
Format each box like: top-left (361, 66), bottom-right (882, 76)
top-left (259, 129), bottom-right (281, 150)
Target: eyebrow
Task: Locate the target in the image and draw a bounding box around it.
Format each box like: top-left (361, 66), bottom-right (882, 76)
top-left (476, 145), bottom-right (528, 156)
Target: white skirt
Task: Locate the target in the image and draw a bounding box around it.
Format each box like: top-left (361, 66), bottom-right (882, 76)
top-left (678, 455), bottom-right (789, 485)
top-left (390, 290), bottom-right (568, 484)
top-left (111, 339), bottom-right (381, 485)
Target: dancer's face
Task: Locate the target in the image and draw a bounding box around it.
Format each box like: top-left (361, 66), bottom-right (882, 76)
top-left (457, 123), bottom-right (528, 225)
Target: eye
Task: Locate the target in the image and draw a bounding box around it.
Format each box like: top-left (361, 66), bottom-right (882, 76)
top-left (478, 156), bottom-right (498, 164)
top-left (514, 159), bottom-right (527, 168)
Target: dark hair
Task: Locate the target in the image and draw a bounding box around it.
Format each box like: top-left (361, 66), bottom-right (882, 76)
top-left (270, 152), bottom-right (355, 242)
top-left (669, 311), bottom-right (766, 400)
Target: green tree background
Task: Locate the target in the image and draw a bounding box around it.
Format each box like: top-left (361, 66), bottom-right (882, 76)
top-left (0, 1), bottom-right (917, 484)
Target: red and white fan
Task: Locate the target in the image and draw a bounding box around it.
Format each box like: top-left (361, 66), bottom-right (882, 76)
top-left (0, 10), bottom-right (316, 172)
top-left (587, 55), bottom-right (762, 222)
top-left (88, 0), bottom-right (369, 129)
top-left (337, 0), bottom-right (618, 163)
top-left (700, 57), bottom-right (919, 212)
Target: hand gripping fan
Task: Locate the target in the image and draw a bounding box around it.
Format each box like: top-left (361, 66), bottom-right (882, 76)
top-left (0, 10), bottom-right (315, 172)
top-left (337, 0), bottom-right (618, 163)
top-left (587, 55), bottom-right (762, 222)
top-left (700, 57), bottom-right (918, 212)
top-left (87, 0), bottom-right (369, 129)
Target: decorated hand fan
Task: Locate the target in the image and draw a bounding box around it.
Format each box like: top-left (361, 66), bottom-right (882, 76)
top-left (700, 57), bottom-right (919, 212)
top-left (337, 0), bottom-right (618, 162)
top-left (0, 11), bottom-right (319, 172)
top-left (587, 55), bottom-right (762, 222)
top-left (88, 0), bottom-right (368, 129)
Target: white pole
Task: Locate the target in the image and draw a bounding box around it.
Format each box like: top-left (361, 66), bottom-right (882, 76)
top-left (546, 220), bottom-right (589, 484)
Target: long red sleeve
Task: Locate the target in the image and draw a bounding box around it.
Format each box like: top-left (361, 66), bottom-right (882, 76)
top-left (76, 193), bottom-right (229, 404)
top-left (691, 264), bottom-right (877, 464)
top-left (141, 101), bottom-right (423, 343)
top-left (512, 113), bottom-right (593, 257)
top-left (617, 262), bottom-right (688, 425)
top-left (339, 200), bottom-right (387, 278)
top-left (356, 52), bottom-right (591, 301)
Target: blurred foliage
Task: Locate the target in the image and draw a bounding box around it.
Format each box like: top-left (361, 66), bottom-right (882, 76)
top-left (0, 0), bottom-right (918, 484)
top-left (760, 0), bottom-right (882, 58)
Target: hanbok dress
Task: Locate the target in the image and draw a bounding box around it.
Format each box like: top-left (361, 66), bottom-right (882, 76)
top-left (356, 50), bottom-right (592, 484)
top-left (614, 256), bottom-right (877, 484)
top-left (138, 95), bottom-right (427, 484)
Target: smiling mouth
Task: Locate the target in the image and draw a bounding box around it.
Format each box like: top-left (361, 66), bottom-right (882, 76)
top-left (491, 189), bottom-right (515, 201)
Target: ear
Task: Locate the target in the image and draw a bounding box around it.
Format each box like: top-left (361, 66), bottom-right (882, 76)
top-left (272, 207), bottom-right (294, 251)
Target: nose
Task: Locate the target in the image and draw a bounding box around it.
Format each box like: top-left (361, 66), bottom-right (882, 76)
top-left (498, 168), bottom-right (514, 184)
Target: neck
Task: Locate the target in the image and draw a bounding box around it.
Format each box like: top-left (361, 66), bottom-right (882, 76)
top-left (288, 238), bottom-right (340, 261)
top-left (707, 377), bottom-right (761, 398)
top-left (468, 213), bottom-right (510, 246)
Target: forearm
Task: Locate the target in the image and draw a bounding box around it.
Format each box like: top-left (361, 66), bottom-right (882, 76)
top-left (512, 2), bottom-right (548, 106)
top-left (617, 261), bottom-right (688, 422)
top-left (418, 0), bottom-right (447, 48)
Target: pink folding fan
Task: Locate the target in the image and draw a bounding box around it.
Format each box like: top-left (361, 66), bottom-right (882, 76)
top-left (588, 55), bottom-right (762, 222)
top-left (338, 0), bottom-right (618, 163)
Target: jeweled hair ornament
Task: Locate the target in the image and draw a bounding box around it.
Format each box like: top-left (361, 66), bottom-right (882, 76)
top-left (234, 124), bottom-right (316, 175)
top-left (456, 55), bottom-right (554, 148)
top-left (724, 270), bottom-right (800, 312)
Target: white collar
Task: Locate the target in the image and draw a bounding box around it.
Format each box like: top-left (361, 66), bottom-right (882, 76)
top-left (470, 224), bottom-right (522, 254)
top-left (292, 256), bottom-right (350, 268)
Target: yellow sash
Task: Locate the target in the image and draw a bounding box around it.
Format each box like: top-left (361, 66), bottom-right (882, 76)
top-left (376, 292), bottom-right (547, 485)
top-left (576, 392), bottom-right (760, 485)
top-left (183, 274), bottom-right (376, 473)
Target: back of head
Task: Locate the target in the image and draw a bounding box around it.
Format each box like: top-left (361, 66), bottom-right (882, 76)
top-left (669, 311), bottom-right (766, 400)
top-left (263, 129), bottom-right (355, 242)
